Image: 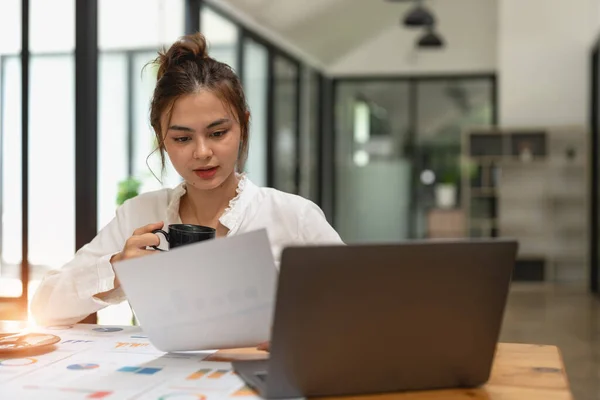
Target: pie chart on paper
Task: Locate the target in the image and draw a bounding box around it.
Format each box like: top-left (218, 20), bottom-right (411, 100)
top-left (67, 363), bottom-right (100, 370)
top-left (0, 358), bottom-right (38, 366)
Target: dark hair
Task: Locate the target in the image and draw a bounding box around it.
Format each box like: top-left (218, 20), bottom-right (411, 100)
top-left (149, 32), bottom-right (249, 173)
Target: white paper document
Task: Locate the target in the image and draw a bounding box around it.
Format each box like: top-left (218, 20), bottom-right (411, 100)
top-left (1, 325), bottom-right (261, 400)
top-left (113, 229), bottom-right (278, 352)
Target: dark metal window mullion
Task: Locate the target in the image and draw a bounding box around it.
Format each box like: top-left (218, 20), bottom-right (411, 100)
top-left (126, 51), bottom-right (134, 177)
top-left (185, 0), bottom-right (202, 35)
top-left (266, 51), bottom-right (275, 188)
top-left (20, 0), bottom-right (30, 316)
top-left (294, 62), bottom-right (302, 195)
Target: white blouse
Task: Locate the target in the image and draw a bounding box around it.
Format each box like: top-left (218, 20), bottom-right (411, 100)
top-left (31, 175), bottom-right (343, 326)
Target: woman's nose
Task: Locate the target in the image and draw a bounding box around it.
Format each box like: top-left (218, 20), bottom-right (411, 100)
top-left (193, 139), bottom-right (213, 159)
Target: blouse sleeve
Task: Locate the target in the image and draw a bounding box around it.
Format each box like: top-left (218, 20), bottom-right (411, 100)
top-left (30, 202), bottom-right (130, 326)
top-left (298, 201), bottom-right (345, 245)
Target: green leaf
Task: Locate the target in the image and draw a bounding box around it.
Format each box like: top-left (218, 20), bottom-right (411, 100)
top-left (116, 177), bottom-right (141, 206)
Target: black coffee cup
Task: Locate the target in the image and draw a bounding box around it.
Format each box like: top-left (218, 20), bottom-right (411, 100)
top-left (151, 224), bottom-right (216, 251)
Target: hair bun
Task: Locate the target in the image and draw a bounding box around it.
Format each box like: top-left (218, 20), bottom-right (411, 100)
top-left (156, 32), bottom-right (209, 81)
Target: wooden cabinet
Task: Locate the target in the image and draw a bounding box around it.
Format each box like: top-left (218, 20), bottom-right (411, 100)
top-left (427, 209), bottom-right (466, 238)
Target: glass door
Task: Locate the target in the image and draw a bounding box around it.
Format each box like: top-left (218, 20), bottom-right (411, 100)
top-left (413, 78), bottom-right (495, 239)
top-left (334, 81), bottom-right (413, 243)
top-left (0, 0), bottom-right (23, 318)
top-left (272, 55), bottom-right (299, 194)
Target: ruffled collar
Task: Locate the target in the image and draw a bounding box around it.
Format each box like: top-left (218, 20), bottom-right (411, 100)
top-left (166, 173), bottom-right (257, 233)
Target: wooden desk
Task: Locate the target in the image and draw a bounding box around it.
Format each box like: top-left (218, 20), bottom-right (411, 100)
top-left (0, 322), bottom-right (573, 400)
top-left (208, 343), bottom-right (573, 400)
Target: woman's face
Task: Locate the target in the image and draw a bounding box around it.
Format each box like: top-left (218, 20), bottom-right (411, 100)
top-left (162, 90), bottom-right (241, 191)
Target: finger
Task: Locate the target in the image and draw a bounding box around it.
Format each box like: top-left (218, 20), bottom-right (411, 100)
top-left (122, 248), bottom-right (161, 260)
top-left (127, 232), bottom-right (161, 249)
top-left (257, 342), bottom-right (270, 352)
top-left (132, 221), bottom-right (164, 236)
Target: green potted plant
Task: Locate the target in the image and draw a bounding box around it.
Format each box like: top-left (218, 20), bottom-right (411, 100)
top-left (435, 164), bottom-right (460, 209)
top-left (117, 177), bottom-right (142, 206)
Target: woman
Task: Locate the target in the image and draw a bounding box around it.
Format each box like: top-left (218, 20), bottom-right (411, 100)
top-left (31, 33), bottom-right (342, 328)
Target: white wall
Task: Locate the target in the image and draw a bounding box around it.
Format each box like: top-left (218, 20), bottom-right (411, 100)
top-left (498, 0), bottom-right (600, 127)
top-left (328, 0), bottom-right (498, 76)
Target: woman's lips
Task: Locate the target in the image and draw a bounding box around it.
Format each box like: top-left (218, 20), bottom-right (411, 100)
top-left (194, 166), bottom-right (218, 179)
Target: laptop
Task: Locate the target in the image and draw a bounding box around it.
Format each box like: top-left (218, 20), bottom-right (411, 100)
top-left (233, 239), bottom-right (518, 399)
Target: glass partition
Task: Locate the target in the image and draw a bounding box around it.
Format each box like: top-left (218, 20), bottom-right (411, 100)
top-left (0, 0), bottom-right (22, 302)
top-left (242, 37), bottom-right (268, 186)
top-left (273, 55), bottom-right (299, 193)
top-left (335, 81), bottom-right (412, 243)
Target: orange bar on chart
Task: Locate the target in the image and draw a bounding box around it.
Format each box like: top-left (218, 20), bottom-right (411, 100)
top-left (186, 368), bottom-right (212, 380)
top-left (207, 369), bottom-right (229, 379)
top-left (232, 385), bottom-right (257, 397)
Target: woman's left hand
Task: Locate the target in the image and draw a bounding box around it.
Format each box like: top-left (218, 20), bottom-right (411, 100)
top-left (257, 342), bottom-right (270, 352)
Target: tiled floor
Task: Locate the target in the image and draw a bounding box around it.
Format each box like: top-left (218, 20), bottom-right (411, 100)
top-left (499, 283), bottom-right (600, 400)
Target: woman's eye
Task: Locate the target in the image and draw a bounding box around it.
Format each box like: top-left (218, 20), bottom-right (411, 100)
top-left (174, 137), bottom-right (191, 143)
top-left (211, 130), bottom-right (228, 138)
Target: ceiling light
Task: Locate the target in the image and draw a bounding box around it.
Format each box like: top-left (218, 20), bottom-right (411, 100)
top-left (403, 4), bottom-right (435, 27)
top-left (418, 29), bottom-right (444, 48)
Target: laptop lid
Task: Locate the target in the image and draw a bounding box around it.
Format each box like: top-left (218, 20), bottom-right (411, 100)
top-left (260, 239), bottom-right (518, 398)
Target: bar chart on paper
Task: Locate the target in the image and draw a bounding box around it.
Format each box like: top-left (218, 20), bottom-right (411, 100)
top-left (118, 366), bottom-right (163, 375)
top-left (142, 362), bottom-right (261, 399)
top-left (171, 364), bottom-right (244, 390)
top-left (66, 363), bottom-right (100, 370)
top-left (186, 368), bottom-right (212, 380)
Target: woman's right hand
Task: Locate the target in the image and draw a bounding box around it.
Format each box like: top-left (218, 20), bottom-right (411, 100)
top-left (111, 221), bottom-right (164, 264)
top-left (98, 222), bottom-right (164, 296)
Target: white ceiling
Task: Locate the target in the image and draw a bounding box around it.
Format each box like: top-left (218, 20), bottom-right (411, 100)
top-left (208, 0), bottom-right (418, 64)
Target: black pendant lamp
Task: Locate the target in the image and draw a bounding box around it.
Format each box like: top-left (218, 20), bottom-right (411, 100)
top-left (387, 0), bottom-right (446, 48)
top-left (403, 1), bottom-right (435, 27)
top-left (418, 28), bottom-right (444, 48)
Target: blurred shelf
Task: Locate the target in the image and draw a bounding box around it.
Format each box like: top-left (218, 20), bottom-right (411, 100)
top-left (469, 218), bottom-right (497, 225)
top-left (463, 126), bottom-right (588, 284)
top-left (549, 254), bottom-right (587, 262)
top-left (468, 156), bottom-right (547, 164)
top-left (498, 158), bottom-right (548, 166)
top-left (470, 188), bottom-right (498, 197)
top-left (516, 254), bottom-right (547, 260)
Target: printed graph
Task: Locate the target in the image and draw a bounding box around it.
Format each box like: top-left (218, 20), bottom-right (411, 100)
top-left (46, 325), bottom-right (73, 330)
top-left (171, 366), bottom-right (245, 394)
top-left (158, 394), bottom-right (206, 400)
top-left (93, 327), bottom-right (123, 333)
top-left (0, 358), bottom-right (38, 366)
top-left (231, 385), bottom-right (258, 397)
top-left (67, 363), bottom-right (99, 370)
top-left (118, 366), bottom-right (163, 375)
top-left (24, 385), bottom-right (112, 399)
top-left (208, 369), bottom-right (229, 379)
top-left (62, 340), bottom-right (94, 344)
top-left (186, 368), bottom-right (212, 380)
top-left (115, 342), bottom-right (149, 349)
